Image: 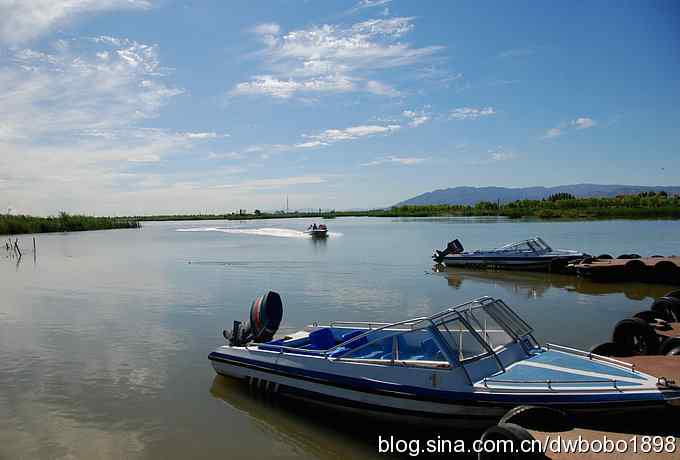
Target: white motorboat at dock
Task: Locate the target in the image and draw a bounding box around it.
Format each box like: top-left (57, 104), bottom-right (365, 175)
top-left (209, 292), bottom-right (680, 427)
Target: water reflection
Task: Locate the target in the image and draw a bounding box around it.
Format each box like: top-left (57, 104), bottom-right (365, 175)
top-left (433, 265), bottom-right (673, 301)
top-left (209, 375), bottom-right (482, 460)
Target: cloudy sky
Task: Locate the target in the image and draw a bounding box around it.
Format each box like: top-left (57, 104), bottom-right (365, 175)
top-left (1, 0), bottom-right (678, 215)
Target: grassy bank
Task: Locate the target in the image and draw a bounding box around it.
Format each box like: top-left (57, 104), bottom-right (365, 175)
top-left (133, 192), bottom-right (680, 222)
top-left (4, 193), bottom-right (678, 235)
top-left (0, 213), bottom-right (140, 235)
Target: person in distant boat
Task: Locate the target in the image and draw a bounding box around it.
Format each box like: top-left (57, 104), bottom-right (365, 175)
top-left (312, 223), bottom-right (317, 230)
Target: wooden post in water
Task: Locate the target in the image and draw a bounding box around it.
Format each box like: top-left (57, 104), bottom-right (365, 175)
top-left (14, 238), bottom-right (21, 258)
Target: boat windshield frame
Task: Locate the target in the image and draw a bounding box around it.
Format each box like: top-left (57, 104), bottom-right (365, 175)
top-left (496, 237), bottom-right (552, 253)
top-left (326, 297), bottom-right (535, 366)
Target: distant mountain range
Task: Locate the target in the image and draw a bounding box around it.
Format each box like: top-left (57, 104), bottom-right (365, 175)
top-left (396, 184), bottom-right (680, 206)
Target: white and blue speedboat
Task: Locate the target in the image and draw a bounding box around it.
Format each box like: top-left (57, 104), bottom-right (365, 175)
top-left (433, 237), bottom-right (587, 271)
top-left (209, 293), bottom-right (679, 427)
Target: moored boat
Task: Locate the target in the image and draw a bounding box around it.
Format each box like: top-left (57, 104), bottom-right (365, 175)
top-left (433, 237), bottom-right (587, 271)
top-left (209, 292), bottom-right (680, 427)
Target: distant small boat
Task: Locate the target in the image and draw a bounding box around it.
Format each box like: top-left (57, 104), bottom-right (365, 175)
top-left (433, 237), bottom-right (587, 271)
top-left (305, 223), bottom-right (328, 238)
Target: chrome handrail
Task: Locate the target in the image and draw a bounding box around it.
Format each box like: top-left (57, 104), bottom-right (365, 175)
top-left (482, 376), bottom-right (623, 391)
top-left (546, 343), bottom-right (636, 372)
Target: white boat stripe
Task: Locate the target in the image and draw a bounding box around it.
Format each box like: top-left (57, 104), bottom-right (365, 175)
top-left (516, 361), bottom-right (650, 385)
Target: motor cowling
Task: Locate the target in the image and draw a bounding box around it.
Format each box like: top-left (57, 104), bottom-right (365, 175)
top-left (224, 291), bottom-right (284, 346)
top-left (432, 239), bottom-right (464, 263)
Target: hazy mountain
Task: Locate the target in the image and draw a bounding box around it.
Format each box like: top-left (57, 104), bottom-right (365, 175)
top-left (396, 184), bottom-right (680, 206)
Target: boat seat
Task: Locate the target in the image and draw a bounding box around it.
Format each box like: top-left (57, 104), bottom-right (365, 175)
top-left (421, 338), bottom-right (445, 361)
top-left (306, 328), bottom-right (336, 350)
top-left (340, 330), bottom-right (368, 349)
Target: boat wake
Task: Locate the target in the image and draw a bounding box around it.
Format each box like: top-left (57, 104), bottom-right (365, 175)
top-left (176, 227), bottom-right (342, 238)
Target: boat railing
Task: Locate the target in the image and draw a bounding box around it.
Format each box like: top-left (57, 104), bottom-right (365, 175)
top-left (546, 343), bottom-right (636, 372)
top-left (481, 376), bottom-right (625, 392)
top-left (329, 321), bottom-right (395, 329)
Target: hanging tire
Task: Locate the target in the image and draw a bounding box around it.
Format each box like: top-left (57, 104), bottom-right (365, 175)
top-left (624, 260), bottom-right (647, 280)
top-left (633, 310), bottom-right (667, 324)
top-left (660, 338), bottom-right (680, 356)
top-left (596, 254), bottom-right (613, 260)
top-left (653, 261), bottom-right (680, 285)
top-left (499, 405), bottom-right (573, 432)
top-left (590, 341), bottom-right (627, 357)
top-left (651, 296), bottom-right (680, 323)
top-left (612, 317), bottom-right (659, 355)
top-left (478, 423), bottom-right (541, 459)
top-left (617, 254), bottom-right (630, 259)
top-left (665, 290), bottom-right (680, 300)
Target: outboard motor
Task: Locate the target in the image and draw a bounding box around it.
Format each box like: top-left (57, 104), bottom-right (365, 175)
top-left (432, 239), bottom-right (464, 263)
top-left (223, 291), bottom-right (283, 346)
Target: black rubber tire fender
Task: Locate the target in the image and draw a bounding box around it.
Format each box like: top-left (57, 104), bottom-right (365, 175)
top-left (478, 423), bottom-right (542, 459)
top-left (653, 261), bottom-right (680, 284)
top-left (612, 317), bottom-right (659, 355)
top-left (596, 254), bottom-right (613, 260)
top-left (651, 296), bottom-right (680, 323)
top-left (499, 405), bottom-right (573, 432)
top-left (665, 290), bottom-right (680, 300)
top-left (590, 341), bottom-right (628, 358)
top-left (624, 259), bottom-right (647, 277)
top-left (633, 310), bottom-right (668, 324)
top-left (660, 337), bottom-right (680, 356)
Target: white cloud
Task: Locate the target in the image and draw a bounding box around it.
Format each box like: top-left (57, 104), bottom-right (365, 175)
top-left (0, 0), bottom-right (152, 43)
top-left (2, 38), bottom-right (183, 139)
top-left (231, 74), bottom-right (354, 99)
top-left (402, 109), bottom-right (430, 127)
top-left (468, 148), bottom-right (518, 165)
top-left (361, 156), bottom-right (426, 166)
top-left (543, 116), bottom-right (596, 140)
top-left (303, 124), bottom-right (400, 143)
top-left (365, 80), bottom-right (400, 97)
top-left (351, 17), bottom-right (414, 37)
top-left (490, 151), bottom-right (516, 161)
top-left (253, 23), bottom-right (280, 36)
top-left (216, 176), bottom-right (326, 190)
top-left (449, 107), bottom-right (496, 120)
top-left (572, 117), bottom-right (596, 129)
top-left (128, 154), bottom-right (160, 163)
top-left (231, 17), bottom-right (441, 99)
top-left (543, 127), bottom-right (563, 139)
top-left (353, 0), bottom-right (392, 10)
top-left (0, 37), bottom-right (243, 215)
top-left (182, 132), bottom-right (225, 139)
top-left (207, 152), bottom-right (243, 160)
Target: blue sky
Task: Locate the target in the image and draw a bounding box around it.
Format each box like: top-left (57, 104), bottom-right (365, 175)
top-left (1, 0), bottom-right (678, 215)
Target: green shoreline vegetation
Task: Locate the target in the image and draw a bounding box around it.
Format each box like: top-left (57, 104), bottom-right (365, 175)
top-left (2, 192), bottom-right (678, 235)
top-left (0, 212), bottom-right (140, 236)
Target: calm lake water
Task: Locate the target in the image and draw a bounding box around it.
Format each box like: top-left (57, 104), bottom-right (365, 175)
top-left (1, 217), bottom-right (679, 459)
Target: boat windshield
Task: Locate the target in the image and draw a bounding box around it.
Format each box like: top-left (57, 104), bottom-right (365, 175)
top-left (498, 237), bottom-right (551, 253)
top-left (432, 298), bottom-right (533, 361)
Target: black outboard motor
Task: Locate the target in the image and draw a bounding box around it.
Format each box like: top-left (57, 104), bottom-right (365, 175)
top-left (432, 239), bottom-right (464, 263)
top-left (224, 291), bottom-right (284, 346)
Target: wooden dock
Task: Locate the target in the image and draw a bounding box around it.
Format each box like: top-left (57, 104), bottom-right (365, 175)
top-left (570, 256), bottom-right (680, 285)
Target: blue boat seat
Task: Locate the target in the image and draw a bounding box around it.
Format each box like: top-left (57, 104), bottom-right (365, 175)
top-left (421, 338), bottom-right (445, 361)
top-left (340, 330), bottom-right (368, 349)
top-left (306, 328), bottom-right (336, 350)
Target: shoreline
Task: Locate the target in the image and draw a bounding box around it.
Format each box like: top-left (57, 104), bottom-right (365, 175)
top-left (3, 195), bottom-right (680, 235)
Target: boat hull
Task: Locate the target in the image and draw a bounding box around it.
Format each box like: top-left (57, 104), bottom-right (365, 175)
top-left (209, 350), bottom-right (676, 427)
top-left (305, 230), bottom-right (328, 238)
top-left (442, 255), bottom-right (582, 271)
